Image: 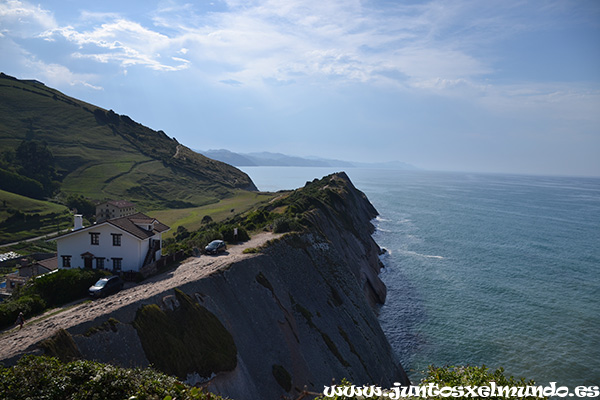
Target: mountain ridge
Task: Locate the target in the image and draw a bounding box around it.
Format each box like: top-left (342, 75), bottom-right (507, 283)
top-left (0, 73), bottom-right (257, 211)
top-left (198, 148), bottom-right (418, 169)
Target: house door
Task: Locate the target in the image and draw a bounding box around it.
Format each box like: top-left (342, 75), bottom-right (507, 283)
top-left (81, 252), bottom-right (94, 269)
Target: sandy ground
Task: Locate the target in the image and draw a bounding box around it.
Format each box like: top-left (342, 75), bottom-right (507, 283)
top-left (0, 231), bottom-right (281, 362)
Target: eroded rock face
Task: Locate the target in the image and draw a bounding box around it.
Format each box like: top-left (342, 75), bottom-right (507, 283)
top-left (300, 174), bottom-right (389, 307)
top-left (188, 233), bottom-right (409, 399)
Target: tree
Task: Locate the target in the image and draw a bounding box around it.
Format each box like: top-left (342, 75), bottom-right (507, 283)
top-left (15, 140), bottom-right (55, 178)
top-left (175, 225), bottom-right (190, 241)
top-left (13, 140), bottom-right (59, 197)
top-left (65, 195), bottom-right (96, 218)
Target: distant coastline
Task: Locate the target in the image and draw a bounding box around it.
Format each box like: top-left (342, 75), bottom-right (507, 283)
top-left (197, 149), bottom-right (418, 170)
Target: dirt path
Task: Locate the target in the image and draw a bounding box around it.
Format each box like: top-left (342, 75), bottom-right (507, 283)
top-left (0, 231), bottom-right (281, 362)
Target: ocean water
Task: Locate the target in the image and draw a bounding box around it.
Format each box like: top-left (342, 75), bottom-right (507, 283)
top-left (240, 167), bottom-right (600, 388)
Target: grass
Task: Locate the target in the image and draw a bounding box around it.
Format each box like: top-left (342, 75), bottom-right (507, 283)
top-left (0, 189), bottom-right (71, 244)
top-left (61, 157), bottom-right (150, 198)
top-left (0, 189), bottom-right (67, 216)
top-left (149, 190), bottom-right (279, 238)
top-left (133, 288), bottom-right (237, 379)
top-left (38, 328), bottom-right (81, 362)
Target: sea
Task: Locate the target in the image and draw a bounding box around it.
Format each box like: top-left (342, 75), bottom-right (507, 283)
top-left (240, 167), bottom-right (600, 389)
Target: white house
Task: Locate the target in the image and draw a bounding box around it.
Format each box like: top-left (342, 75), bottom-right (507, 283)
top-left (55, 213), bottom-right (170, 273)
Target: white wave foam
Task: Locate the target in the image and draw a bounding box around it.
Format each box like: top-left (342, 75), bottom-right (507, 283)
top-left (402, 250), bottom-right (444, 259)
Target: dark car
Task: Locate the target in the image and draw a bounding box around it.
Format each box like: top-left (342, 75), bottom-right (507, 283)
top-left (89, 275), bottom-right (124, 298)
top-left (205, 239), bottom-right (227, 255)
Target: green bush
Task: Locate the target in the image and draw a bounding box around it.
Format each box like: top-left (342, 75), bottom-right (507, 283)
top-left (219, 225), bottom-right (249, 242)
top-left (419, 365), bottom-right (544, 399)
top-left (0, 167), bottom-right (44, 199)
top-left (133, 289), bottom-right (237, 380)
top-left (0, 269), bottom-right (110, 330)
top-left (175, 225), bottom-right (190, 241)
top-left (64, 194), bottom-right (96, 218)
top-left (272, 216), bottom-right (302, 233)
top-left (244, 209), bottom-right (273, 228)
top-left (0, 355), bottom-right (226, 400)
top-left (0, 294), bottom-right (46, 329)
top-left (23, 268), bottom-right (110, 308)
top-left (314, 365), bottom-right (547, 400)
top-left (38, 328), bottom-right (81, 362)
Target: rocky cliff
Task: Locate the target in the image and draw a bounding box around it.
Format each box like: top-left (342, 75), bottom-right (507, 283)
top-left (4, 173), bottom-right (408, 399)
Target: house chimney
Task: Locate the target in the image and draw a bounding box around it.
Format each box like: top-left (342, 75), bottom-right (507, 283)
top-left (74, 214), bottom-right (83, 230)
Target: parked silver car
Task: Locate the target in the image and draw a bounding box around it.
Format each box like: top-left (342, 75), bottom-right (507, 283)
top-left (89, 275), bottom-right (124, 298)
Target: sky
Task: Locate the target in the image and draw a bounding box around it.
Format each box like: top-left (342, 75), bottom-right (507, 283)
top-left (1, 0), bottom-right (599, 176)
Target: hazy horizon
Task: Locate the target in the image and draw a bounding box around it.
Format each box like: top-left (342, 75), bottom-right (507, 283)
top-left (1, 0), bottom-right (599, 177)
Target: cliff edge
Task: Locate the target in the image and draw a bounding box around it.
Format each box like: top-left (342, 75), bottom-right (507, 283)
top-left (0, 172), bottom-right (408, 399)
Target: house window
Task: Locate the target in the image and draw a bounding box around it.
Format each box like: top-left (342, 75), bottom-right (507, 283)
top-left (61, 255), bottom-right (72, 268)
top-left (90, 232), bottom-right (100, 245)
top-left (112, 258), bottom-right (122, 272)
top-left (112, 233), bottom-right (122, 246)
top-left (95, 257), bottom-right (105, 269)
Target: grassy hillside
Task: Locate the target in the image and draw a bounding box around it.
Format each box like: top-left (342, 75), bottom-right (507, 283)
top-left (149, 190), bottom-right (279, 238)
top-left (0, 189), bottom-right (71, 244)
top-left (0, 73), bottom-right (256, 211)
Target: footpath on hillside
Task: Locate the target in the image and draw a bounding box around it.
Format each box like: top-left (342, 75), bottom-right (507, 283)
top-left (0, 231), bottom-right (281, 362)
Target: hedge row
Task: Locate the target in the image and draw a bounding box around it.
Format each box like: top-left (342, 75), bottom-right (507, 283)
top-left (0, 269), bottom-right (109, 330)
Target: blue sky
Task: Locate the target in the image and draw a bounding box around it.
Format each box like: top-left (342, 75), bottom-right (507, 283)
top-left (1, 0), bottom-right (599, 176)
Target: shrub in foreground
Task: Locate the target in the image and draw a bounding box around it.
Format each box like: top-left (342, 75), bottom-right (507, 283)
top-left (0, 355), bottom-right (225, 400)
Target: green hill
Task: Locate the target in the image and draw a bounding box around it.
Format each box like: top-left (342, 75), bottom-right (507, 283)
top-left (0, 73), bottom-right (257, 211)
top-left (0, 189), bottom-right (72, 244)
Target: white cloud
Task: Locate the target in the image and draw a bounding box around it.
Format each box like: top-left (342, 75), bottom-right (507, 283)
top-left (148, 0), bottom-right (506, 89)
top-left (0, 28), bottom-right (101, 90)
top-left (0, 0), bottom-right (552, 89)
top-left (23, 53), bottom-right (103, 90)
top-left (482, 83), bottom-right (600, 125)
top-left (0, 0), bottom-right (56, 37)
top-left (2, 0), bottom-right (598, 123)
top-left (43, 19), bottom-right (190, 72)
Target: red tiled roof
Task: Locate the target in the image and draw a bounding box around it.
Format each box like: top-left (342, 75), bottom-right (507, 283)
top-left (107, 212), bottom-right (170, 239)
top-left (53, 213), bottom-right (169, 241)
top-left (35, 256), bottom-right (57, 271)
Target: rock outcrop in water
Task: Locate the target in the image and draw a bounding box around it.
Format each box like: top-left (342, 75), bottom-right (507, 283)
top-left (3, 173), bottom-right (408, 399)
